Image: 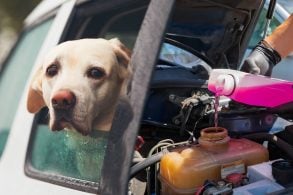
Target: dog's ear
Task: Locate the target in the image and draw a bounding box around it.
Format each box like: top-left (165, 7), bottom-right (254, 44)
top-left (109, 38), bottom-right (132, 79)
top-left (27, 66), bottom-right (46, 113)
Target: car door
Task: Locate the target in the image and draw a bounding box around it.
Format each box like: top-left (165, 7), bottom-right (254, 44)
top-left (0, 1), bottom-right (92, 194)
top-left (0, 0), bottom-right (164, 194)
top-left (24, 1), bottom-right (151, 194)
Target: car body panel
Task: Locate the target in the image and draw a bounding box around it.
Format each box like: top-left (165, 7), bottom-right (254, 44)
top-left (24, 0), bottom-right (68, 27)
top-left (163, 0), bottom-right (265, 70)
top-left (0, 1), bottom-right (89, 194)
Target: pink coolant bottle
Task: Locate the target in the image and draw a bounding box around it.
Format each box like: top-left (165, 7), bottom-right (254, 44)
top-left (208, 69), bottom-right (293, 108)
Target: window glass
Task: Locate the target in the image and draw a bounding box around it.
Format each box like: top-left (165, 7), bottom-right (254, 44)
top-left (248, 8), bottom-right (281, 49)
top-left (31, 124), bottom-right (108, 181)
top-left (160, 43), bottom-right (211, 71)
top-left (0, 19), bottom-right (53, 157)
top-left (278, 0), bottom-right (293, 14)
top-left (26, 2), bottom-right (148, 190)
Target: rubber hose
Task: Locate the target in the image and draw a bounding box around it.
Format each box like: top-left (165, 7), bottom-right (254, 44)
top-left (130, 151), bottom-right (165, 179)
top-left (243, 133), bottom-right (293, 160)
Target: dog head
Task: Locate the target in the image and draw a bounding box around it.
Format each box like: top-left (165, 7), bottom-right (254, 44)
top-left (27, 38), bottom-right (131, 135)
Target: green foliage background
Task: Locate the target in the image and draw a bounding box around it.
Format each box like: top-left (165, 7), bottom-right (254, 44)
top-left (0, 0), bottom-right (41, 63)
top-left (0, 0), bottom-right (41, 31)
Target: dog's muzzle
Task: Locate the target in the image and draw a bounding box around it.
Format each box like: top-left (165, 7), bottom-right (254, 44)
top-left (51, 90), bottom-right (76, 131)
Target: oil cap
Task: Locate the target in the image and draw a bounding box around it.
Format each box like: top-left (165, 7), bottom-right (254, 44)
top-left (272, 160), bottom-right (293, 186)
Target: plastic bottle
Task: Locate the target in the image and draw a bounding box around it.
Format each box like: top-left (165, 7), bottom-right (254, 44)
top-left (208, 69), bottom-right (293, 108)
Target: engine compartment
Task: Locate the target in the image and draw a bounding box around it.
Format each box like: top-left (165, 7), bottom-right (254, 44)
top-left (131, 64), bottom-right (293, 195)
top-left (126, 0), bottom-right (293, 193)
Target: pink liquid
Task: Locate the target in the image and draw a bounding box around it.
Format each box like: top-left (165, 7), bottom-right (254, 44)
top-left (214, 94), bottom-right (220, 127)
top-left (208, 69), bottom-right (293, 108)
top-left (230, 82), bottom-right (293, 108)
top-left (209, 77), bottom-right (293, 108)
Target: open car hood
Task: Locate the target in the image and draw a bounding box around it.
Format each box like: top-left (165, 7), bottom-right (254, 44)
top-left (166, 0), bottom-right (265, 70)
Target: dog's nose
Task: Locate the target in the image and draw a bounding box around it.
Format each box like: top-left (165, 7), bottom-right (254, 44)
top-left (51, 90), bottom-right (76, 109)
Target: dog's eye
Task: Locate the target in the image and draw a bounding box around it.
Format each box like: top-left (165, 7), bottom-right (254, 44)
top-left (87, 67), bottom-right (105, 79)
top-left (46, 65), bottom-right (58, 77)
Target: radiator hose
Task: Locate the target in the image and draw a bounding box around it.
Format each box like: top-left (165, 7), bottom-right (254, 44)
top-left (243, 133), bottom-right (293, 160)
top-left (130, 150), bottom-right (167, 179)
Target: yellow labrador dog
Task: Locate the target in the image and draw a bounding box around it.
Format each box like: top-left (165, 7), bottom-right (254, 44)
top-left (27, 38), bottom-right (131, 135)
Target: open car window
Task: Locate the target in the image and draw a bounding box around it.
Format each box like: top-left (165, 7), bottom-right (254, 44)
top-left (25, 1), bottom-right (149, 193)
top-left (29, 116), bottom-right (108, 181)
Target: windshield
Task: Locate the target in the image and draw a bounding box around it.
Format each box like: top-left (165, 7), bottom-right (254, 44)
top-left (278, 0), bottom-right (293, 14)
top-left (159, 43), bottom-right (212, 73)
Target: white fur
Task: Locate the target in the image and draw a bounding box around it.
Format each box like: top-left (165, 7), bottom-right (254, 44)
top-left (27, 38), bottom-right (131, 135)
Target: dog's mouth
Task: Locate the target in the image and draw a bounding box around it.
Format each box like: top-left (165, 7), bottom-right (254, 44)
top-left (51, 117), bottom-right (70, 131)
top-left (50, 110), bottom-right (90, 136)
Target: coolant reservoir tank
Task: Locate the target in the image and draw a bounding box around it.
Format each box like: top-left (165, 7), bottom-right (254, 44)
top-left (159, 127), bottom-right (268, 195)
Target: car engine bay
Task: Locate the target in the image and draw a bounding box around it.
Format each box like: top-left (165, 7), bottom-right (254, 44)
top-left (127, 0), bottom-right (293, 193)
top-left (130, 62), bottom-right (293, 195)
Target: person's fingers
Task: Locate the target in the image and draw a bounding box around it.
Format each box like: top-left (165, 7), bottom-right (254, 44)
top-left (241, 59), bottom-right (260, 75)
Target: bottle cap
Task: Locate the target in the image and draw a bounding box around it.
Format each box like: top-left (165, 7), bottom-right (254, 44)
top-left (215, 74), bottom-right (235, 96)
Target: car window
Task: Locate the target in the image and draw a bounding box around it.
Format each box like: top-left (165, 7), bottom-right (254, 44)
top-left (248, 7), bottom-right (281, 49)
top-left (30, 120), bottom-right (108, 182)
top-left (25, 1), bottom-right (148, 192)
top-left (159, 42), bottom-right (212, 72)
top-left (0, 19), bottom-right (53, 157)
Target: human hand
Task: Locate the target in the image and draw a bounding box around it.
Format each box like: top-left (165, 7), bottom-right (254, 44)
top-left (241, 41), bottom-right (281, 76)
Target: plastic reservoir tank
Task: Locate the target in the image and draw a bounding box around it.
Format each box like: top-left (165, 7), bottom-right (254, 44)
top-left (159, 127), bottom-right (269, 195)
